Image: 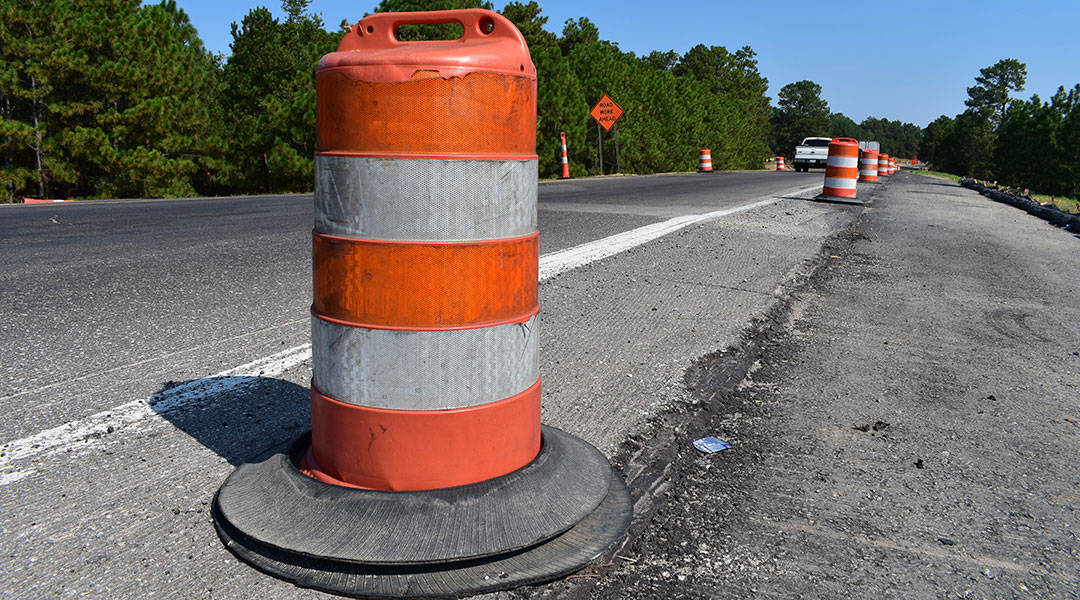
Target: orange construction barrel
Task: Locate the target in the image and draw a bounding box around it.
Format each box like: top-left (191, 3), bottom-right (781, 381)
top-left (212, 10), bottom-right (630, 598)
top-left (859, 148), bottom-right (879, 183)
top-left (823, 137), bottom-right (859, 198)
top-left (698, 148), bottom-right (714, 172)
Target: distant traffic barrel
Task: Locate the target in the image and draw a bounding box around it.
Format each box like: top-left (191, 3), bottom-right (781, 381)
top-left (212, 9), bottom-right (630, 598)
top-left (560, 131), bottom-right (571, 179)
top-left (878, 153), bottom-right (890, 177)
top-left (859, 148), bottom-right (879, 182)
top-left (822, 137), bottom-right (859, 198)
top-left (699, 148), bottom-right (714, 172)
top-left (891, 158), bottom-right (897, 174)
top-left (776, 156), bottom-right (785, 171)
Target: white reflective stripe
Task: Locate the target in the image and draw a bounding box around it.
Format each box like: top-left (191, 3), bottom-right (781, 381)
top-left (315, 155), bottom-right (537, 241)
top-left (561, 157), bottom-right (568, 163)
top-left (859, 170), bottom-right (877, 176)
top-left (312, 315), bottom-right (539, 410)
top-left (860, 159), bottom-right (877, 167)
top-left (561, 145), bottom-right (567, 151)
top-left (823, 176), bottom-right (857, 190)
top-left (826, 155), bottom-right (859, 168)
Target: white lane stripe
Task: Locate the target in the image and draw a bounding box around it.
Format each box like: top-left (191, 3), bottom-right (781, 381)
top-left (1, 183), bottom-right (817, 485)
top-left (0, 318), bottom-right (309, 403)
top-left (540, 183), bottom-right (818, 281)
top-left (0, 345), bottom-right (312, 484)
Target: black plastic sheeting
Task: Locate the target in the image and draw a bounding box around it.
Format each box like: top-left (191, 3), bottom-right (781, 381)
top-left (961, 179), bottom-right (1080, 233)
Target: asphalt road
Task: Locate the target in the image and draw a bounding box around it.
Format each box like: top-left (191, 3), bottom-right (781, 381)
top-left (537, 173), bottom-right (1080, 599)
top-left (0, 168), bottom-right (866, 598)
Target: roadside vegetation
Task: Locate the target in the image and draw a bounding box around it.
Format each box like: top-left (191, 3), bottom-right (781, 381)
top-left (1, 1), bottom-right (1074, 201)
top-left (919, 170), bottom-right (962, 183)
top-left (1034, 194), bottom-right (1079, 214)
top-left (767, 79), bottom-right (921, 160)
top-left (4, 0), bottom-right (775, 200)
top-left (919, 59), bottom-right (1080, 205)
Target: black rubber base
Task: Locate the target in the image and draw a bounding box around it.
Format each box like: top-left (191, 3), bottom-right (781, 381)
top-left (212, 426), bottom-right (631, 598)
top-left (813, 193), bottom-right (864, 206)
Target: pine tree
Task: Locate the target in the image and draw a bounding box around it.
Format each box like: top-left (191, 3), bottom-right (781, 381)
top-left (0, 0), bottom-right (73, 200)
top-left (770, 80), bottom-right (829, 155)
top-left (222, 1), bottom-right (337, 193)
top-left (965, 58), bottom-right (1027, 129)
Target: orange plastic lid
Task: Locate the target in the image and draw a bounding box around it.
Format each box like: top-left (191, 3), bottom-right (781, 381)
top-left (830, 137), bottom-right (859, 146)
top-left (320, 9), bottom-right (536, 83)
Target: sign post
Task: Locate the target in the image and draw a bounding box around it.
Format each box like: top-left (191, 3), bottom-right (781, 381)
top-left (614, 122), bottom-right (620, 174)
top-left (597, 122), bottom-right (603, 174)
top-left (590, 93), bottom-right (623, 174)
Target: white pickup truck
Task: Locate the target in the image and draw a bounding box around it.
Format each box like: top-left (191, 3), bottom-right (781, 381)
top-left (793, 137), bottom-right (832, 172)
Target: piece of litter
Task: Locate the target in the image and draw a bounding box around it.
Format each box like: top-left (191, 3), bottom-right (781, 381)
top-left (693, 437), bottom-right (732, 454)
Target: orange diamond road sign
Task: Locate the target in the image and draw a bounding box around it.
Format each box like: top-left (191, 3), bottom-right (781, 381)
top-left (590, 94), bottom-right (623, 131)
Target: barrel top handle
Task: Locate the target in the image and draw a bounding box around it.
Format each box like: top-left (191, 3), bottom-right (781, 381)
top-left (338, 9), bottom-right (527, 53)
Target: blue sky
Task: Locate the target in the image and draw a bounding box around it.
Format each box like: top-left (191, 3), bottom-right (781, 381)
top-left (175, 0), bottom-right (1079, 127)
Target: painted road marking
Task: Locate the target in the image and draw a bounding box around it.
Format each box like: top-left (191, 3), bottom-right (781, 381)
top-left (0, 184), bottom-right (819, 485)
top-left (0, 345), bottom-right (312, 485)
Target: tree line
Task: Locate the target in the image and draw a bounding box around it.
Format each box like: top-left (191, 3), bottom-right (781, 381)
top-left (1, 0), bottom-right (341, 201)
top-left (768, 79), bottom-right (922, 158)
top-left (1, 0), bottom-right (765, 200)
top-left (919, 58), bottom-right (1079, 199)
top-left (4, 0), bottom-right (1041, 203)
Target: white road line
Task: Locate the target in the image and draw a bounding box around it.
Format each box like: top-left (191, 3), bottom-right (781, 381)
top-left (0, 345), bottom-right (312, 485)
top-left (541, 194), bottom-right (790, 280)
top-left (0, 318), bottom-right (309, 403)
top-left (1, 186), bottom-right (817, 486)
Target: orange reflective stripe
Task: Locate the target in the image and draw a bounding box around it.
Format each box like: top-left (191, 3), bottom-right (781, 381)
top-left (312, 231), bottom-right (538, 329)
top-left (302, 379), bottom-right (542, 491)
top-left (316, 70), bottom-right (536, 156)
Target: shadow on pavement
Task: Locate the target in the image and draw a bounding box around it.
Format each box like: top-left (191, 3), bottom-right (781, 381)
top-left (150, 376), bottom-right (309, 465)
top-left (775, 194), bottom-right (864, 207)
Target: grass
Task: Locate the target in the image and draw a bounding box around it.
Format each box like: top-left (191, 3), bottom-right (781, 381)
top-left (1032, 193), bottom-right (1080, 214)
top-left (918, 170), bottom-right (962, 183)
